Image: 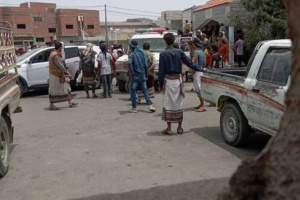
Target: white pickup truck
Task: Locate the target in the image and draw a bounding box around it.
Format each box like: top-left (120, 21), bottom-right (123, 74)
top-left (201, 40), bottom-right (291, 146)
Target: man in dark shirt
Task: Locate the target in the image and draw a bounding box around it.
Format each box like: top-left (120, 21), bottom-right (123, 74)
top-left (158, 33), bottom-right (205, 135)
top-left (128, 40), bottom-right (156, 113)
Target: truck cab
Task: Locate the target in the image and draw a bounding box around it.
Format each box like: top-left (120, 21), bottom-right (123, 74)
top-left (0, 22), bottom-right (22, 177)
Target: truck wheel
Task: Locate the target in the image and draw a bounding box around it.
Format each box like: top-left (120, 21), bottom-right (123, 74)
top-left (118, 80), bottom-right (126, 92)
top-left (220, 103), bottom-right (251, 147)
top-left (0, 116), bottom-right (10, 177)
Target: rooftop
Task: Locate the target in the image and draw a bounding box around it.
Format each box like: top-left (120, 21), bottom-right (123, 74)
top-left (194, 0), bottom-right (234, 12)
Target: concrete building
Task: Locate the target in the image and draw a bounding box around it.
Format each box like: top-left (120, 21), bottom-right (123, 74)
top-left (0, 2), bottom-right (100, 48)
top-left (193, 0), bottom-right (244, 65)
top-left (182, 6), bottom-right (196, 29)
top-left (159, 10), bottom-right (182, 28)
top-left (100, 21), bottom-right (159, 46)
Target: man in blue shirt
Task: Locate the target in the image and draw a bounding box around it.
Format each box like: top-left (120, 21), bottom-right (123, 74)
top-left (128, 40), bottom-right (156, 113)
top-left (159, 33), bottom-right (205, 135)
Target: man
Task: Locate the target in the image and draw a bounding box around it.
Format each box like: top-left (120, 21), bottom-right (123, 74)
top-left (210, 44), bottom-right (222, 69)
top-left (189, 38), bottom-right (207, 112)
top-left (158, 33), bottom-right (205, 135)
top-left (48, 42), bottom-right (77, 110)
top-left (128, 40), bottom-right (156, 113)
top-left (137, 43), bottom-right (155, 102)
top-left (184, 20), bottom-right (192, 34)
top-left (234, 35), bottom-right (245, 67)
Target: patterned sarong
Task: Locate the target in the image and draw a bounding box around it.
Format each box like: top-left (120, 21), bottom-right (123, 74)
top-left (162, 74), bottom-right (184, 123)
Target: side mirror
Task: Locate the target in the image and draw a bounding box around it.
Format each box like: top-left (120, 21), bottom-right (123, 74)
top-left (27, 58), bottom-right (33, 64)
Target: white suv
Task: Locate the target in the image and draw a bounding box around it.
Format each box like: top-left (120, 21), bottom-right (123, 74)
top-left (16, 46), bottom-right (80, 96)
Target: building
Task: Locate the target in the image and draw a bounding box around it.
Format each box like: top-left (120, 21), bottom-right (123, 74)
top-left (193, 0), bottom-right (243, 31)
top-left (0, 2), bottom-right (100, 48)
top-left (159, 10), bottom-right (182, 28)
top-left (100, 21), bottom-right (159, 46)
top-left (182, 6), bottom-right (196, 29)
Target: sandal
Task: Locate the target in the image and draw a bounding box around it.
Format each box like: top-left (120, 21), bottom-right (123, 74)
top-left (69, 102), bottom-right (78, 108)
top-left (194, 105), bottom-right (201, 110)
top-left (162, 129), bottom-right (172, 136)
top-left (92, 94), bottom-right (98, 98)
top-left (177, 129), bottom-right (184, 135)
top-left (49, 106), bottom-right (60, 111)
top-left (86, 95), bottom-right (90, 99)
top-left (196, 107), bottom-right (207, 112)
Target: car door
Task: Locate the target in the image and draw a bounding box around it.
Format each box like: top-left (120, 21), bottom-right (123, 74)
top-left (247, 47), bottom-right (291, 133)
top-left (64, 47), bottom-right (80, 81)
top-left (27, 49), bottom-right (53, 86)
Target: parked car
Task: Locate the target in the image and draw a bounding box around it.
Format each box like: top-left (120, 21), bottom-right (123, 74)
top-left (201, 40), bottom-right (291, 147)
top-left (115, 29), bottom-right (183, 92)
top-left (0, 22), bottom-right (22, 177)
top-left (16, 46), bottom-right (80, 96)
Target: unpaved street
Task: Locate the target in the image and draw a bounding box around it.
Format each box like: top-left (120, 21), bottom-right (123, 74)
top-left (0, 84), bottom-right (269, 200)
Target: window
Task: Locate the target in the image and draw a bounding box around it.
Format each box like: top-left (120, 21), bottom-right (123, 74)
top-left (48, 28), bottom-right (56, 33)
top-left (87, 25), bottom-right (94, 29)
top-left (17, 24), bottom-right (26, 29)
top-left (66, 25), bottom-right (73, 29)
top-left (33, 17), bottom-right (43, 22)
top-left (36, 38), bottom-right (44, 42)
top-left (31, 49), bottom-right (53, 64)
top-left (65, 47), bottom-right (79, 59)
top-left (257, 48), bottom-right (291, 86)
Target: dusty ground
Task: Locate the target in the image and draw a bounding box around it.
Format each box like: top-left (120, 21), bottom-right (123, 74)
top-left (0, 83), bottom-right (270, 200)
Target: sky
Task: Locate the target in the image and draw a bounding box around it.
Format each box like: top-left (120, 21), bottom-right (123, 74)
top-left (0, 0), bottom-right (209, 21)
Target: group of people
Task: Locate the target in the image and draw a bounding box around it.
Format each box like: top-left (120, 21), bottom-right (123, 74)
top-left (179, 21), bottom-right (246, 68)
top-left (47, 33), bottom-right (208, 135)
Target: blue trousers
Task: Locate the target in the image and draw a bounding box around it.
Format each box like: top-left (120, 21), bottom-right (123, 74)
top-left (130, 75), bottom-right (152, 108)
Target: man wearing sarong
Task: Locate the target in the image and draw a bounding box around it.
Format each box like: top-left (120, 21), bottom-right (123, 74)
top-left (128, 40), bottom-right (156, 113)
top-left (48, 42), bottom-right (77, 110)
top-left (189, 38), bottom-right (207, 112)
top-left (158, 33), bottom-right (205, 135)
top-left (137, 43), bottom-right (155, 103)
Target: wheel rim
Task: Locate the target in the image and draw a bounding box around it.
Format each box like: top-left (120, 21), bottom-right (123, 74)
top-left (223, 111), bottom-right (238, 141)
top-left (0, 130), bottom-right (8, 166)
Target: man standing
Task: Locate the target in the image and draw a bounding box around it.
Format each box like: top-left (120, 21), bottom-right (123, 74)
top-left (137, 43), bottom-right (155, 102)
top-left (158, 33), bottom-right (205, 135)
top-left (189, 38), bottom-right (207, 112)
top-left (128, 40), bottom-right (156, 113)
top-left (184, 20), bottom-right (192, 35)
top-left (235, 35), bottom-right (245, 67)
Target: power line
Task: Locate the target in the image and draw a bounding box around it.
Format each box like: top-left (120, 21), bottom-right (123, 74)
top-left (108, 6), bottom-right (161, 14)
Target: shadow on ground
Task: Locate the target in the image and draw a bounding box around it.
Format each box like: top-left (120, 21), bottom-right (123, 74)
top-left (69, 177), bottom-right (229, 200)
top-left (190, 127), bottom-right (271, 159)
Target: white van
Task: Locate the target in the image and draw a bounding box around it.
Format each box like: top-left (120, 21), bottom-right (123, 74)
top-left (16, 46), bottom-right (80, 96)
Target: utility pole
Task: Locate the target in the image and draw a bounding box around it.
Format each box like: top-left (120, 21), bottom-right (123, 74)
top-left (105, 4), bottom-right (108, 46)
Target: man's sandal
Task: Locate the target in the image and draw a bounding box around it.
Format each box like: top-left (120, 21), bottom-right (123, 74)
top-left (177, 129), bottom-right (184, 135)
top-left (162, 129), bottom-right (172, 135)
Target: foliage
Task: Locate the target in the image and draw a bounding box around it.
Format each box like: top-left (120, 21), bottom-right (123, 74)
top-left (227, 0), bottom-right (287, 51)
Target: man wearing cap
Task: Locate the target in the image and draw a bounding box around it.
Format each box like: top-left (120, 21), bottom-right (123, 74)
top-left (128, 40), bottom-right (156, 113)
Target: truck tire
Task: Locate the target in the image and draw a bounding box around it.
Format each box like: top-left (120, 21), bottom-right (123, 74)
top-left (118, 80), bottom-right (126, 92)
top-left (220, 103), bottom-right (251, 147)
top-left (0, 116), bottom-right (10, 177)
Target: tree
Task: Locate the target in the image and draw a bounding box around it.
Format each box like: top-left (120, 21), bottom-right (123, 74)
top-left (219, 0), bottom-right (300, 199)
top-left (228, 0), bottom-right (287, 51)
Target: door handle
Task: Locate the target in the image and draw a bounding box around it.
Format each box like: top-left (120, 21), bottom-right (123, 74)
top-left (252, 87), bottom-right (260, 93)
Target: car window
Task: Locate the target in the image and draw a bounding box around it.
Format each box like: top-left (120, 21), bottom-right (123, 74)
top-left (257, 48), bottom-right (291, 86)
top-left (32, 50), bottom-right (52, 64)
top-left (65, 47), bottom-right (79, 59)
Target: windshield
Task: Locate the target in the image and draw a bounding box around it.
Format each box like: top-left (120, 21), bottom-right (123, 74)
top-left (17, 48), bottom-right (40, 63)
top-left (131, 38), bottom-right (165, 52)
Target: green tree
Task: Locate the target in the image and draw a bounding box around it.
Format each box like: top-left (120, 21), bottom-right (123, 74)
top-left (228, 0), bottom-right (287, 51)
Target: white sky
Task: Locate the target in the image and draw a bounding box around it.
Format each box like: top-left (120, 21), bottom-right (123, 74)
top-left (0, 0), bottom-right (209, 21)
